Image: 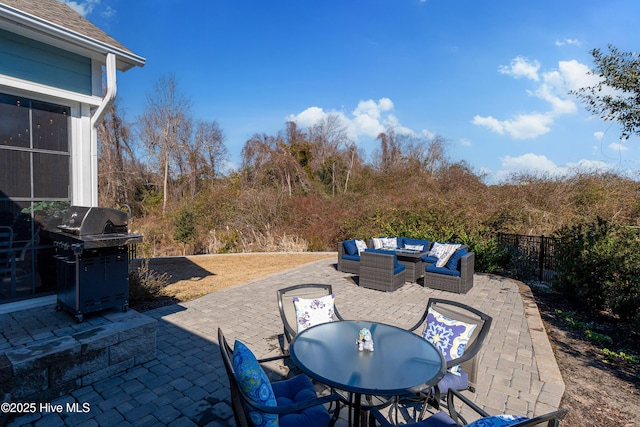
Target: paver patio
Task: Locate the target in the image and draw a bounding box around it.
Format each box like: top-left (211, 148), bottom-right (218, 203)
top-left (4, 257), bottom-right (564, 426)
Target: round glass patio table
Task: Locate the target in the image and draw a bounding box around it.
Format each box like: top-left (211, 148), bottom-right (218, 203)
top-left (289, 320), bottom-right (446, 426)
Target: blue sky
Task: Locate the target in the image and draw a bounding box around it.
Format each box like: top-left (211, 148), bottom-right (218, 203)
top-left (62, 0), bottom-right (640, 183)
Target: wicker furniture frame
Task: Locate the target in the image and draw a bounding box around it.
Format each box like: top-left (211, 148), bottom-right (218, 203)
top-left (359, 251), bottom-right (405, 292)
top-left (337, 241), bottom-right (360, 274)
top-left (394, 250), bottom-right (428, 282)
top-left (422, 251), bottom-right (475, 294)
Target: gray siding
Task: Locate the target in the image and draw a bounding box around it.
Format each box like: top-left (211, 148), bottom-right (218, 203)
top-left (0, 28), bottom-right (92, 95)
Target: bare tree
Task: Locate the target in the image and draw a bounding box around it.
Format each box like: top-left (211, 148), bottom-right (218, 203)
top-left (138, 74), bottom-right (191, 215)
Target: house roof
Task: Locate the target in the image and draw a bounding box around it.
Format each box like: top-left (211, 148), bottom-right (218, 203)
top-left (0, 0), bottom-right (145, 71)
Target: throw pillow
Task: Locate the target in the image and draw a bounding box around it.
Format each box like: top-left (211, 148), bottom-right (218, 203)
top-left (435, 243), bottom-right (461, 268)
top-left (293, 294), bottom-right (336, 332)
top-left (355, 239), bottom-right (368, 254)
top-left (423, 307), bottom-right (477, 375)
top-left (404, 244), bottom-right (424, 251)
top-left (371, 237), bottom-right (383, 249)
top-left (343, 239), bottom-right (358, 255)
top-left (466, 415), bottom-right (529, 427)
top-left (232, 340), bottom-right (278, 427)
top-left (380, 237), bottom-right (397, 250)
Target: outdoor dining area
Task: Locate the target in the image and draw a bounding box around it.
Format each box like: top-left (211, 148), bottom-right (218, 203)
top-left (219, 278), bottom-right (568, 427)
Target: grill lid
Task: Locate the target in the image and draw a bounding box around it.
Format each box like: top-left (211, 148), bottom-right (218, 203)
top-left (57, 206), bottom-right (130, 236)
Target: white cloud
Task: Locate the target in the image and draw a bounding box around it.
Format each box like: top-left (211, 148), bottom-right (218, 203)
top-left (288, 98), bottom-right (413, 141)
top-left (460, 138), bottom-right (472, 147)
top-left (594, 131), bottom-right (605, 140)
top-left (609, 142), bottom-right (629, 151)
top-left (495, 153), bottom-right (614, 182)
top-left (473, 57), bottom-right (596, 139)
top-left (58, 0), bottom-right (100, 16)
top-left (472, 113), bottom-right (553, 139)
top-left (498, 57), bottom-right (540, 81)
top-left (555, 38), bottom-right (582, 47)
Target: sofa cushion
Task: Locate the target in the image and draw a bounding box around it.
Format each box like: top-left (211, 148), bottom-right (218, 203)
top-left (426, 264), bottom-right (461, 277)
top-left (379, 237), bottom-right (398, 249)
top-left (394, 264), bottom-right (406, 275)
top-left (445, 247), bottom-right (468, 271)
top-left (421, 254), bottom-right (439, 264)
top-left (343, 239), bottom-right (358, 255)
top-left (403, 238), bottom-right (430, 252)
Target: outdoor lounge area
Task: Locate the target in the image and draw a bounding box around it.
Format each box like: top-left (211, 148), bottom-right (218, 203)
top-left (1, 257), bottom-right (565, 426)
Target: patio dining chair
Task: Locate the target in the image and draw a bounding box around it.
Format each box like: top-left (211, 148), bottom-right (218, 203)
top-left (276, 284), bottom-right (344, 353)
top-left (370, 388), bottom-right (568, 427)
top-left (400, 298), bottom-right (492, 419)
top-left (217, 327), bottom-right (342, 427)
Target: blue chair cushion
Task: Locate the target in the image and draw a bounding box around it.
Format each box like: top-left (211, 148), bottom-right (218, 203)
top-left (232, 340), bottom-right (278, 427)
top-left (272, 374), bottom-right (330, 427)
top-left (421, 255), bottom-right (439, 264)
top-left (394, 264), bottom-right (406, 275)
top-left (343, 239), bottom-right (358, 255)
top-left (465, 415), bottom-right (529, 427)
top-left (412, 410), bottom-right (458, 426)
top-left (436, 371), bottom-right (469, 394)
top-left (445, 247), bottom-right (467, 271)
top-left (425, 264), bottom-right (460, 277)
top-left (341, 253), bottom-right (360, 262)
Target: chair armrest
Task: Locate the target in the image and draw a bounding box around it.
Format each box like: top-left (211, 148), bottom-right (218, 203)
top-left (368, 406), bottom-right (395, 427)
top-left (460, 251), bottom-right (475, 278)
top-left (446, 388), bottom-right (491, 424)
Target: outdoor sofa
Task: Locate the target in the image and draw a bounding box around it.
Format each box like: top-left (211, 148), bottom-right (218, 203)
top-left (337, 237), bottom-right (474, 293)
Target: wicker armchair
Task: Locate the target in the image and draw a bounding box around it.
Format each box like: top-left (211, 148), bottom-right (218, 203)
top-left (359, 250), bottom-right (405, 292)
top-left (422, 251), bottom-right (475, 294)
top-left (338, 241), bottom-right (361, 274)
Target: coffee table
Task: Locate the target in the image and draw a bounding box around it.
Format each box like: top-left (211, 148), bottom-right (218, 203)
top-left (289, 320), bottom-right (446, 426)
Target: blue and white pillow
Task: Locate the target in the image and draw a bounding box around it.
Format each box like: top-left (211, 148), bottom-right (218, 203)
top-left (232, 340), bottom-right (278, 427)
top-left (293, 294), bottom-right (336, 332)
top-left (466, 415), bottom-right (529, 427)
top-left (423, 307), bottom-right (477, 375)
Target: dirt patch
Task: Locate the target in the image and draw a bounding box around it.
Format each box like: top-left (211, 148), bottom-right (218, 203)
top-left (533, 289), bottom-right (640, 427)
top-left (130, 255), bottom-right (640, 426)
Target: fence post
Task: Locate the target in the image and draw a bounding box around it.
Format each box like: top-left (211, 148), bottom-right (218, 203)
top-left (538, 235), bottom-right (545, 282)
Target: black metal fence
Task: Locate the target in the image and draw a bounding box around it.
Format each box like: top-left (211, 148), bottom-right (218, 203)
top-left (498, 233), bottom-right (558, 284)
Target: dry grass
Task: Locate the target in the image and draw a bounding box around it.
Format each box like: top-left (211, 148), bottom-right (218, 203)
top-left (142, 252), bottom-right (335, 302)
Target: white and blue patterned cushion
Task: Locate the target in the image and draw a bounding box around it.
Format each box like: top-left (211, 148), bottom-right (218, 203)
top-left (232, 340), bottom-right (278, 427)
top-left (466, 414), bottom-right (529, 427)
top-left (423, 307), bottom-right (477, 375)
top-left (293, 294), bottom-right (336, 332)
top-left (355, 239), bottom-right (368, 254)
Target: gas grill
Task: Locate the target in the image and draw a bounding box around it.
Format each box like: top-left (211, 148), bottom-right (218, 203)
top-left (48, 206), bottom-right (143, 322)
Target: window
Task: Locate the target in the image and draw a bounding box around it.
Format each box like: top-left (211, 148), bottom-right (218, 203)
top-left (0, 93), bottom-right (71, 302)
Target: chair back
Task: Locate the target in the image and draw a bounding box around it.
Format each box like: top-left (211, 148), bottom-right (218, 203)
top-left (276, 284), bottom-right (343, 351)
top-left (218, 328), bottom-right (251, 427)
top-left (425, 298), bottom-right (492, 392)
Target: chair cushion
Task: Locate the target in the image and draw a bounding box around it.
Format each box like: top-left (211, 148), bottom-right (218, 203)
top-left (293, 294), bottom-right (336, 332)
top-left (272, 374), bottom-right (330, 427)
top-left (465, 415), bottom-right (529, 427)
top-left (436, 371), bottom-right (469, 394)
top-left (413, 410), bottom-right (459, 426)
top-left (423, 307), bottom-right (477, 375)
top-left (425, 264), bottom-right (460, 277)
top-left (341, 253), bottom-right (360, 262)
top-left (232, 340), bottom-right (278, 427)
top-left (421, 254), bottom-right (439, 264)
top-left (343, 239), bottom-right (358, 255)
top-left (394, 264), bottom-right (406, 275)
top-left (445, 247), bottom-right (467, 271)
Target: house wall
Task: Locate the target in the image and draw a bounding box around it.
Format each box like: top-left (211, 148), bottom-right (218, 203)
top-left (0, 28), bottom-right (92, 96)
